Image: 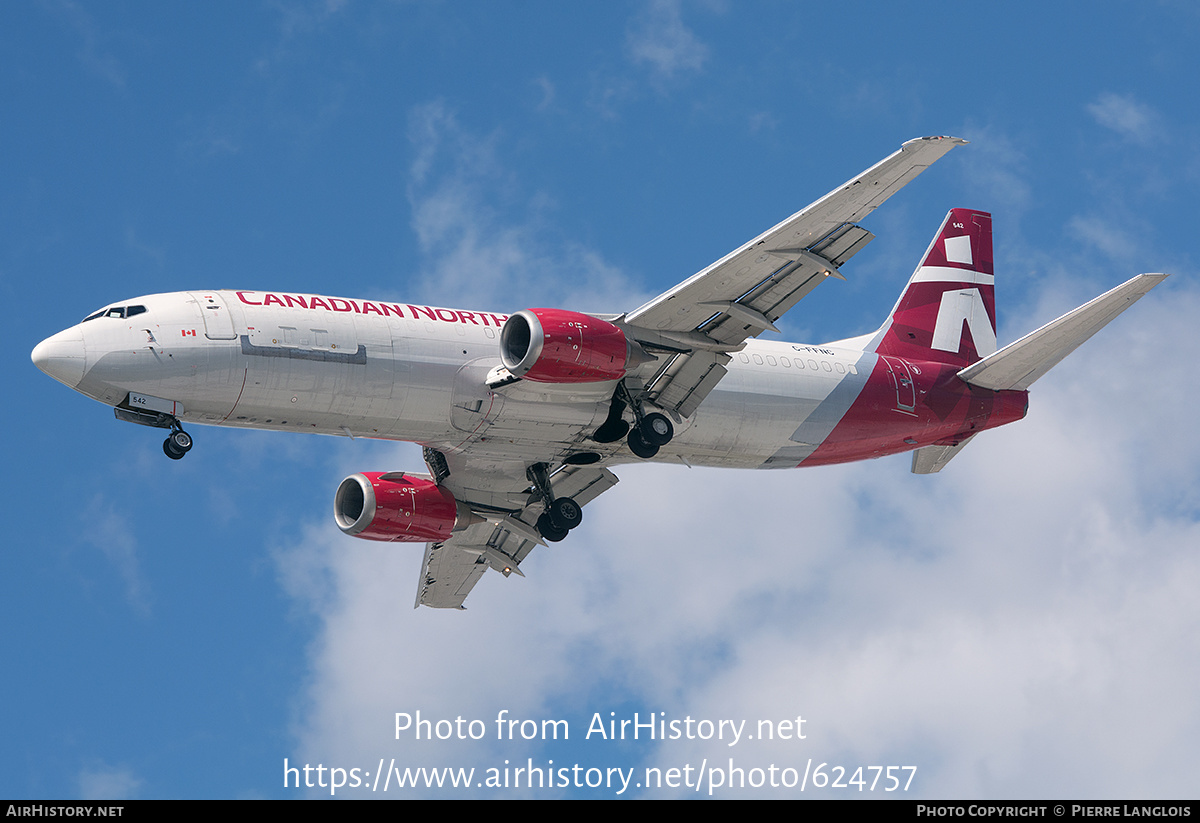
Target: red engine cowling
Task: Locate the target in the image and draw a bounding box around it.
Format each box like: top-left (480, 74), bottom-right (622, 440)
top-left (334, 472), bottom-right (464, 542)
top-left (500, 308), bottom-right (635, 383)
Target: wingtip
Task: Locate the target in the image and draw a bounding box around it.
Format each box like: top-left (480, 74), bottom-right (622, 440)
top-left (1130, 272), bottom-right (1171, 294)
top-left (904, 135), bottom-right (969, 148)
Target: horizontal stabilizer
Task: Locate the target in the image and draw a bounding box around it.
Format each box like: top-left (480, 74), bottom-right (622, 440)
top-left (957, 273), bottom-right (1168, 392)
top-left (911, 435), bottom-right (976, 474)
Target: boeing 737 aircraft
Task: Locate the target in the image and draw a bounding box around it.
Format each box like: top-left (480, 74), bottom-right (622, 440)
top-left (32, 137), bottom-right (1167, 609)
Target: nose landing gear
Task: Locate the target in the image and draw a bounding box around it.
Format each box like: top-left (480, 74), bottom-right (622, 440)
top-left (162, 427), bottom-right (193, 460)
top-left (113, 402), bottom-right (194, 460)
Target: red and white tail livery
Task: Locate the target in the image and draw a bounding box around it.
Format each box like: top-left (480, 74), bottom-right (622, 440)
top-left (871, 207), bottom-right (996, 367)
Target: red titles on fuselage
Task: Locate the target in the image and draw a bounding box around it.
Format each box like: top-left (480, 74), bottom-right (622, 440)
top-left (233, 291), bottom-right (508, 327)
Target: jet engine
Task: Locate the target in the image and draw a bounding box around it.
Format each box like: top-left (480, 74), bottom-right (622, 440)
top-left (500, 308), bottom-right (650, 383)
top-left (334, 472), bottom-right (473, 542)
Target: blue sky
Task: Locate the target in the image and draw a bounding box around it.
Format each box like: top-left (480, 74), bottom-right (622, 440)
top-left (5, 1), bottom-right (1199, 799)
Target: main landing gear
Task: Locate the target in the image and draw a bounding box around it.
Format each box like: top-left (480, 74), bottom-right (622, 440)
top-left (593, 381), bottom-right (675, 459)
top-left (162, 426), bottom-right (193, 460)
top-left (528, 462), bottom-right (583, 543)
top-left (627, 411), bottom-right (673, 458)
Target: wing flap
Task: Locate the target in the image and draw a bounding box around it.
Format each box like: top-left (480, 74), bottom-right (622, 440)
top-left (415, 537), bottom-right (490, 610)
top-left (549, 464), bottom-right (620, 506)
top-left (810, 223), bottom-right (876, 267)
top-left (645, 350), bottom-right (731, 416)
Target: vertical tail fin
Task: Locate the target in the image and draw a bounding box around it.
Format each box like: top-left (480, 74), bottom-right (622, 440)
top-left (871, 208), bottom-right (996, 367)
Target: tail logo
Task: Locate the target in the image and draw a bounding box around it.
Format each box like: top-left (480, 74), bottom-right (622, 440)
top-left (931, 288), bottom-right (997, 357)
top-left (943, 232), bottom-right (972, 265)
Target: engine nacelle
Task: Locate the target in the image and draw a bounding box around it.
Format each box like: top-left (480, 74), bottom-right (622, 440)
top-left (334, 472), bottom-right (468, 542)
top-left (500, 308), bottom-right (643, 383)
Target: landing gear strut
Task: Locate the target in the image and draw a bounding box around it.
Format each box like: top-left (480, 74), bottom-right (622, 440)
top-left (528, 462), bottom-right (583, 542)
top-left (162, 426), bottom-right (193, 460)
top-left (112, 405), bottom-right (195, 460)
top-left (608, 381), bottom-right (674, 459)
top-left (592, 392), bottom-right (631, 444)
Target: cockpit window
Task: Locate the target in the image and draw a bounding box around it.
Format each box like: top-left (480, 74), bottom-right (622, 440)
top-left (82, 305), bottom-right (148, 322)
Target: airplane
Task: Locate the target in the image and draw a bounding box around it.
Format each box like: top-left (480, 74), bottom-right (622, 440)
top-left (31, 136), bottom-right (1167, 609)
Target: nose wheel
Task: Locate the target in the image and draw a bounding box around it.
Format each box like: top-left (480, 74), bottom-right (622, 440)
top-left (163, 427), bottom-right (193, 460)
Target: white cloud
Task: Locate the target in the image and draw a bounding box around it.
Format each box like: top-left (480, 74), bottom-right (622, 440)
top-left (82, 496), bottom-right (151, 615)
top-left (534, 76), bottom-right (556, 111)
top-left (626, 0), bottom-right (709, 82)
top-left (78, 764), bottom-right (142, 800)
top-left (47, 0), bottom-right (126, 88)
top-left (957, 125), bottom-right (1033, 219)
top-left (404, 102), bottom-right (650, 312)
top-left (747, 110), bottom-right (777, 135)
top-left (1087, 93), bottom-right (1161, 144)
top-left (1065, 212), bottom-right (1137, 263)
top-left (254, 0), bottom-right (350, 75)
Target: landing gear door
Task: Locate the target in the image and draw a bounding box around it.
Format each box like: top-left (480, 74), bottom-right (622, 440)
top-left (189, 292), bottom-right (238, 340)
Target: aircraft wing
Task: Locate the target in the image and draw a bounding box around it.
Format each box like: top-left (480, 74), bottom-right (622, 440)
top-left (415, 459), bottom-right (619, 609)
top-left (623, 136), bottom-right (966, 417)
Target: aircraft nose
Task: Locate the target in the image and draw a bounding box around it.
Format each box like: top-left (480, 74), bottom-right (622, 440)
top-left (32, 326), bottom-right (86, 388)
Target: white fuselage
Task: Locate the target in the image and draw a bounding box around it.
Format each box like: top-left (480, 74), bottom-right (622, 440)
top-left (38, 289), bottom-right (889, 471)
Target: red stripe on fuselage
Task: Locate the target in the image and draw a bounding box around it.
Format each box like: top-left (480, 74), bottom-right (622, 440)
top-left (800, 356), bottom-right (1026, 467)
